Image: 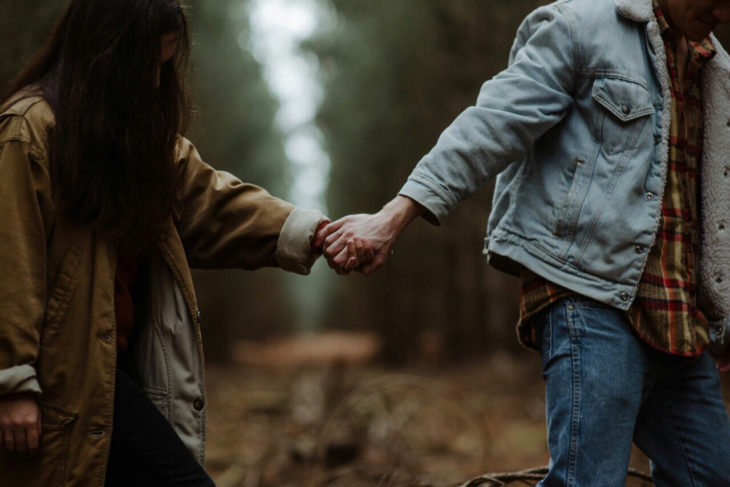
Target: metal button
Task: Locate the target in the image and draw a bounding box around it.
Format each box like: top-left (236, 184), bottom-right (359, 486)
top-left (635, 245), bottom-right (644, 254)
top-left (622, 105), bottom-right (631, 115)
top-left (620, 292), bottom-right (630, 302)
top-left (717, 277), bottom-right (724, 284)
top-left (89, 431), bottom-right (105, 438)
top-left (654, 134), bottom-right (661, 145)
top-left (99, 332), bottom-right (112, 343)
top-left (195, 309), bottom-right (201, 324)
top-left (645, 192), bottom-right (655, 201)
top-left (193, 398), bottom-right (205, 411)
top-left (568, 305), bottom-right (575, 312)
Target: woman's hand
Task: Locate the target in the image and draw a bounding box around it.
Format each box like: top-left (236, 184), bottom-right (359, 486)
top-left (0, 394), bottom-right (41, 454)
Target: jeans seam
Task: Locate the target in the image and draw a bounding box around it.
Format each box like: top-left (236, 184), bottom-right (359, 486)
top-left (655, 392), bottom-right (698, 487)
top-left (567, 304), bottom-right (581, 487)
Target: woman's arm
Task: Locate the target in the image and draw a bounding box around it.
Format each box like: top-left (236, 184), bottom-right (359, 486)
top-left (173, 138), bottom-right (327, 274)
top-left (0, 116), bottom-right (54, 453)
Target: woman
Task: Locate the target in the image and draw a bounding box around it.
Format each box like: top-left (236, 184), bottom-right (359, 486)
top-left (0, 1), bottom-right (327, 485)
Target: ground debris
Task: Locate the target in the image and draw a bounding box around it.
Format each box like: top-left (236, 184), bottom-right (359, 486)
top-left (204, 335), bottom-right (727, 487)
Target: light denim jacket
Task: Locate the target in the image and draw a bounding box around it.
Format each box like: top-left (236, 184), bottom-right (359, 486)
top-left (400, 0), bottom-right (730, 322)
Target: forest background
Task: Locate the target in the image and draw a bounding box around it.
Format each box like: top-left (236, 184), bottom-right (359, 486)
top-left (3, 2), bottom-right (730, 485)
top-left (1, 0), bottom-right (561, 363)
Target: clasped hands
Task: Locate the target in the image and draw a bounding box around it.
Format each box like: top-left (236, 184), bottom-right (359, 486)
top-left (312, 196), bottom-right (425, 275)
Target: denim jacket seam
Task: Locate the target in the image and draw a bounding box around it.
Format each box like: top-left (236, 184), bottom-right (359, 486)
top-left (554, 2), bottom-right (582, 73)
top-left (409, 171), bottom-right (461, 211)
top-left (492, 227), bottom-right (635, 288)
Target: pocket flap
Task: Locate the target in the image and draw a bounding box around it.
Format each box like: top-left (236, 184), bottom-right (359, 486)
top-left (592, 77), bottom-right (654, 122)
top-left (39, 402), bottom-right (77, 429)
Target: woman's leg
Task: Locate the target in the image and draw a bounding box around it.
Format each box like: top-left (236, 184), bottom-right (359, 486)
top-left (105, 367), bottom-right (215, 487)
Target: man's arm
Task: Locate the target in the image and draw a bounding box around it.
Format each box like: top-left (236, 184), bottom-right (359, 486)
top-left (320, 196), bottom-right (424, 275)
top-left (322, 4), bottom-right (578, 273)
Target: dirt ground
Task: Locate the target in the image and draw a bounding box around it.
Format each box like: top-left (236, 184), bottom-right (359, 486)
top-left (203, 334), bottom-right (730, 487)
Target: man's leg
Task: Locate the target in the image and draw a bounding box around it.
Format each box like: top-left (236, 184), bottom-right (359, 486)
top-left (633, 353), bottom-right (730, 487)
top-left (105, 367), bottom-right (216, 487)
top-left (535, 296), bottom-right (652, 487)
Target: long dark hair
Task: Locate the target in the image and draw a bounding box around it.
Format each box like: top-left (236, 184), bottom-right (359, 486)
top-left (3, 0), bottom-right (191, 249)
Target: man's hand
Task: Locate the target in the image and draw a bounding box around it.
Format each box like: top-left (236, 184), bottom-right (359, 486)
top-left (0, 394), bottom-right (41, 455)
top-left (322, 196), bottom-right (425, 275)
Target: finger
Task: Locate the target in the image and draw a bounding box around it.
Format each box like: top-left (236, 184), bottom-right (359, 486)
top-left (323, 218), bottom-right (347, 235)
top-left (345, 257), bottom-right (358, 271)
top-left (359, 254), bottom-right (388, 276)
top-left (324, 237), bottom-right (348, 261)
top-left (353, 237), bottom-right (375, 263)
top-left (323, 228), bottom-right (344, 252)
top-left (311, 221), bottom-right (331, 250)
top-left (3, 428), bottom-right (15, 451)
top-left (26, 426), bottom-right (39, 454)
top-left (345, 241), bottom-right (360, 271)
top-left (331, 246), bottom-right (352, 275)
top-left (14, 427), bottom-right (27, 454)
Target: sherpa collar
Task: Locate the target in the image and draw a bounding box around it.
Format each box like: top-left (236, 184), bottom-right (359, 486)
top-left (615, 0), bottom-right (654, 22)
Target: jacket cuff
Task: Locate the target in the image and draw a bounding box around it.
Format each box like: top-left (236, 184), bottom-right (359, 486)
top-left (0, 364), bottom-right (42, 397)
top-left (276, 207), bottom-right (328, 275)
top-left (399, 177), bottom-right (451, 226)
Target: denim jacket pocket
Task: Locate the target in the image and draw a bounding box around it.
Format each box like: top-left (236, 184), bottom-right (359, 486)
top-left (592, 77), bottom-right (654, 155)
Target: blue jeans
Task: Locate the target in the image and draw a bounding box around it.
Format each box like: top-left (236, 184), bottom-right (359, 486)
top-left (535, 296), bottom-right (730, 486)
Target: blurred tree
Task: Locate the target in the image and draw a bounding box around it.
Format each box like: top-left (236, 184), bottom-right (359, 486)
top-left (0, 0), bottom-right (66, 92)
top-left (186, 0), bottom-right (299, 361)
top-left (307, 0), bottom-right (547, 363)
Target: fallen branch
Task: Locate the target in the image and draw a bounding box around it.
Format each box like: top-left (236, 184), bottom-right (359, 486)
top-left (458, 467), bottom-right (653, 486)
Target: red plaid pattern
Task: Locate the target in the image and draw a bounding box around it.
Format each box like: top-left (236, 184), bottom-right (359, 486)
top-left (516, 2), bottom-right (714, 356)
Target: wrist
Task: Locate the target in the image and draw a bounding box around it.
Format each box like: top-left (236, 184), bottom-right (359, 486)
top-left (379, 195), bottom-right (424, 237)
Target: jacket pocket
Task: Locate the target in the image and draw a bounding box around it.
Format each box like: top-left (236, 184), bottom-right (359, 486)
top-left (0, 402), bottom-right (76, 487)
top-left (554, 156), bottom-right (593, 242)
top-left (591, 77), bottom-right (654, 155)
top-left (42, 246), bottom-right (81, 347)
top-left (144, 387), bottom-right (173, 422)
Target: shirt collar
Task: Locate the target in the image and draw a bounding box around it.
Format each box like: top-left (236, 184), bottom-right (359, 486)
top-left (652, 0), bottom-right (716, 61)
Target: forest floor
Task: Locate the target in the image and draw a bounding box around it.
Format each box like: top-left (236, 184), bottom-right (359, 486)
top-left (203, 333), bottom-right (730, 487)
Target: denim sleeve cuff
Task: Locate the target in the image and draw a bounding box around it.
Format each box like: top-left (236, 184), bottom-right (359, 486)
top-left (275, 207), bottom-right (328, 275)
top-left (399, 177), bottom-right (454, 226)
top-left (0, 364), bottom-right (42, 397)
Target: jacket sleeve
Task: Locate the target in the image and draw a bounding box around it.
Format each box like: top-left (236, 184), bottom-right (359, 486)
top-left (174, 138), bottom-right (327, 274)
top-left (0, 125), bottom-right (54, 397)
top-left (399, 4), bottom-right (577, 224)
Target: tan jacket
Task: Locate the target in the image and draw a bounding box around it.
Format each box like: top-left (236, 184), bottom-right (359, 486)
top-left (0, 95), bottom-right (325, 486)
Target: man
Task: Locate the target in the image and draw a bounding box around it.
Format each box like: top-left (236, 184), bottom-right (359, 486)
top-left (318, 0), bottom-right (730, 485)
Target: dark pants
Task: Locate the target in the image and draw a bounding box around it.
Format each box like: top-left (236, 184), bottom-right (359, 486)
top-left (105, 367), bottom-right (216, 487)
